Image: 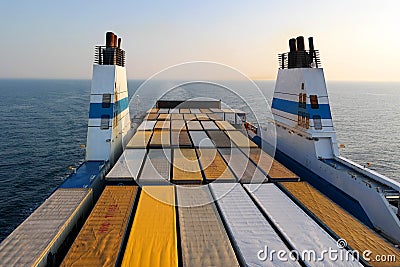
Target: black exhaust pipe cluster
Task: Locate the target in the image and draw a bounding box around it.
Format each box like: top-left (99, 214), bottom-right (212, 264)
top-left (288, 36), bottom-right (315, 68)
top-left (103, 32), bottom-right (123, 66)
top-left (106, 32), bottom-right (122, 49)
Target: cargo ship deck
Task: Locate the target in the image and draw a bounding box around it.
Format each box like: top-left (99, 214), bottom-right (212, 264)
top-left (2, 103), bottom-right (399, 266)
top-left (1, 32), bottom-right (400, 267)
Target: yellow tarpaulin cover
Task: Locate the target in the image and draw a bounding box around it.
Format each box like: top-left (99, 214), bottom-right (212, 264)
top-left (154, 120), bottom-right (170, 130)
top-left (61, 186), bottom-right (137, 267)
top-left (170, 113), bottom-right (184, 120)
top-left (157, 113), bottom-right (170, 121)
top-left (149, 130), bottom-right (170, 147)
top-left (200, 108), bottom-right (212, 113)
top-left (179, 108), bottom-right (190, 114)
top-left (183, 113), bottom-right (196, 121)
top-left (197, 149), bottom-right (235, 181)
top-left (225, 130), bottom-right (258, 148)
top-left (248, 148), bottom-right (298, 179)
top-left (144, 113), bottom-right (158, 120)
top-left (122, 186), bottom-right (178, 267)
top-left (208, 114), bottom-right (223, 121)
top-left (147, 108), bottom-right (159, 113)
top-left (173, 149), bottom-right (202, 182)
top-left (126, 131), bottom-right (152, 148)
top-left (195, 114), bottom-right (210, 121)
top-left (186, 120), bottom-right (203, 130)
top-left (215, 120), bottom-right (236, 130)
top-left (171, 120), bottom-right (186, 131)
top-left (282, 182), bottom-right (400, 267)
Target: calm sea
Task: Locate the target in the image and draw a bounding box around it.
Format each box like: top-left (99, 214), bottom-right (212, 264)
top-left (0, 79), bottom-right (399, 241)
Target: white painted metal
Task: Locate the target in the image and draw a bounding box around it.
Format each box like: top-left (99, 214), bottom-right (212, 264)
top-left (224, 112), bottom-right (236, 125)
top-left (86, 127), bottom-right (112, 160)
top-left (85, 65), bottom-right (131, 165)
top-left (265, 66), bottom-right (400, 242)
top-left (272, 68), bottom-right (339, 158)
top-left (209, 109), bottom-right (224, 120)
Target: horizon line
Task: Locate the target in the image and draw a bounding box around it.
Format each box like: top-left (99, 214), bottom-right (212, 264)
top-left (1, 77), bottom-right (400, 83)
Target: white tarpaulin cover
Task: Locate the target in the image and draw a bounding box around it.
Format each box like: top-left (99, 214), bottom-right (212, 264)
top-left (219, 148), bottom-right (267, 183)
top-left (137, 120), bottom-right (157, 131)
top-left (189, 131), bottom-right (215, 148)
top-left (139, 149), bottom-right (170, 184)
top-left (0, 189), bottom-right (92, 266)
top-left (245, 184), bottom-right (363, 267)
top-left (210, 183), bottom-right (298, 267)
top-left (200, 121), bottom-right (219, 130)
top-left (106, 149), bottom-right (147, 180)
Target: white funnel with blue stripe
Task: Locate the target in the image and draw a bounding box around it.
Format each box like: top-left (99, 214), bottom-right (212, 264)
top-left (272, 37), bottom-right (339, 159)
top-left (85, 32), bottom-right (131, 164)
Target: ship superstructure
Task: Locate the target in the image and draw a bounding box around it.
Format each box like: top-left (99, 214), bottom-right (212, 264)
top-left (251, 36), bottom-right (400, 244)
top-left (86, 32), bottom-right (131, 165)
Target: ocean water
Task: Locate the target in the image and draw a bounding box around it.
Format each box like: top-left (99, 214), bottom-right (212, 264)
top-left (0, 79), bottom-right (399, 242)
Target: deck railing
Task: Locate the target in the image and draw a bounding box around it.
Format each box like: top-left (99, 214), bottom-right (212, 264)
top-left (278, 50), bottom-right (321, 69)
top-left (94, 46), bottom-right (125, 67)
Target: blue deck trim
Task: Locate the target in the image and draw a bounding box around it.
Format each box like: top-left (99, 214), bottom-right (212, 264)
top-left (59, 161), bottom-right (106, 189)
top-left (88, 97), bottom-right (129, 119)
top-left (252, 135), bottom-right (262, 147)
top-left (272, 98), bottom-right (332, 119)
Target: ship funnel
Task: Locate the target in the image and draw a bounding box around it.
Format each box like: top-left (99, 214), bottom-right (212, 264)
top-left (283, 35), bottom-right (319, 69)
top-left (97, 32), bottom-right (125, 66)
top-left (106, 32), bottom-right (115, 47)
top-left (86, 32), bottom-right (131, 164)
top-left (289, 38), bottom-right (297, 52)
top-left (308, 37), bottom-right (315, 52)
top-left (296, 36), bottom-right (306, 67)
top-left (288, 38), bottom-right (297, 68)
top-left (296, 36), bottom-right (305, 51)
top-left (113, 34), bottom-right (118, 48)
top-left (274, 36), bottom-right (337, 156)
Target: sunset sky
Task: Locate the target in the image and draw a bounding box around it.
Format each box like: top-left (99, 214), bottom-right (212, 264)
top-left (1, 0), bottom-right (399, 81)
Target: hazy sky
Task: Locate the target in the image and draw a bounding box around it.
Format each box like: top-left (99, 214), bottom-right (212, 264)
top-left (1, 0), bottom-right (399, 81)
